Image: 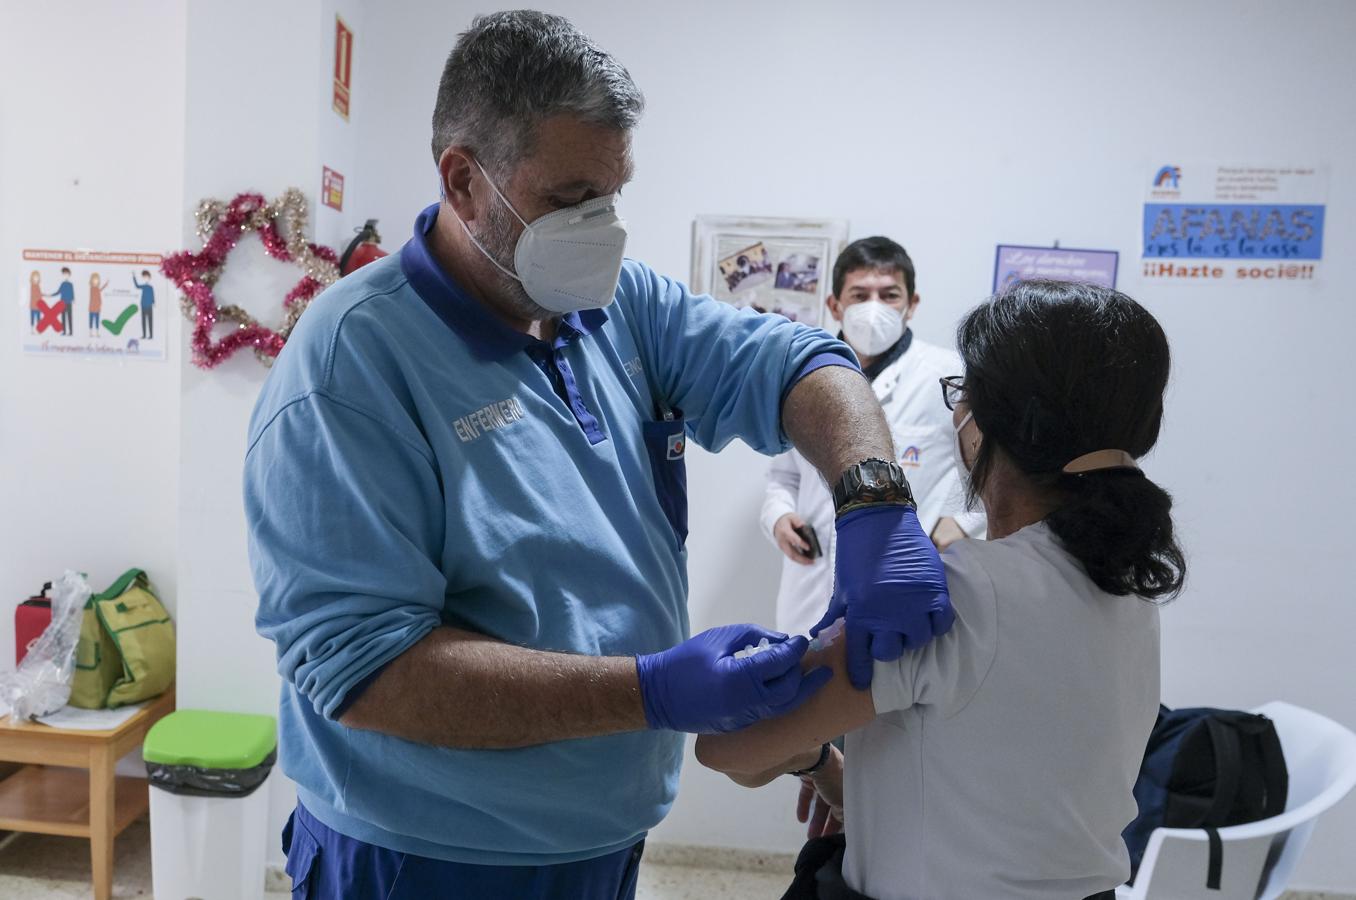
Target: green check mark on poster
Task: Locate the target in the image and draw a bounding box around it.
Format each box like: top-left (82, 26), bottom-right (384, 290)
top-left (102, 304), bottom-right (139, 336)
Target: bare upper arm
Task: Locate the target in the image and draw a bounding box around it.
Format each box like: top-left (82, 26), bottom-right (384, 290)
top-left (695, 630), bottom-right (875, 776)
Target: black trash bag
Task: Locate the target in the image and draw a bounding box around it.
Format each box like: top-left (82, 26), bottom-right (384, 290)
top-left (146, 749), bottom-right (276, 799)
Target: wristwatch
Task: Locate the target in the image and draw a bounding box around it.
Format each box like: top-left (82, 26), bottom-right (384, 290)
top-left (790, 742), bottom-right (832, 778)
top-left (831, 457), bottom-right (916, 516)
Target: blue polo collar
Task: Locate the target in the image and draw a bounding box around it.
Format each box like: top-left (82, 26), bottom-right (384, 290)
top-left (400, 203), bottom-right (607, 360)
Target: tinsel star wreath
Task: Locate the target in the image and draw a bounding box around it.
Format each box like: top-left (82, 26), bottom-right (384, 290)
top-left (162, 189), bottom-right (339, 368)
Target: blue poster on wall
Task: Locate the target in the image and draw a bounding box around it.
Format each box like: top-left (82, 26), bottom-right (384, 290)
top-left (1140, 164), bottom-right (1326, 285)
top-left (993, 245), bottom-right (1119, 293)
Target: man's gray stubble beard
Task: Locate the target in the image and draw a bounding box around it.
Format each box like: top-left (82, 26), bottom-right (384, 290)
top-left (476, 199), bottom-right (554, 322)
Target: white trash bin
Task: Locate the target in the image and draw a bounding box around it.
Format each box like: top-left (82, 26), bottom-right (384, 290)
top-left (149, 770), bottom-right (273, 899)
top-left (144, 709), bottom-right (277, 900)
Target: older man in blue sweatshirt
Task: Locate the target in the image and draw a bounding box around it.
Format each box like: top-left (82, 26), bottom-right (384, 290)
top-left (244, 11), bottom-right (951, 899)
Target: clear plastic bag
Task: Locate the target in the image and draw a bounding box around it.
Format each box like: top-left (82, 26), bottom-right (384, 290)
top-left (0, 570), bottom-right (89, 723)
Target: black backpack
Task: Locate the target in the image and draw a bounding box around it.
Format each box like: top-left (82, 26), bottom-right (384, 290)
top-left (1123, 705), bottom-right (1288, 889)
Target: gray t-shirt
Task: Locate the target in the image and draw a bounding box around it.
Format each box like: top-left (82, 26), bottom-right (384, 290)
top-left (844, 522), bottom-right (1160, 899)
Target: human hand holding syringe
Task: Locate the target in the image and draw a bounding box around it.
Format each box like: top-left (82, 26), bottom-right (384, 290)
top-left (733, 617), bottom-right (845, 659)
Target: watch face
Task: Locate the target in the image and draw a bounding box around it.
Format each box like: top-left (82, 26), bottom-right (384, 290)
top-left (863, 460), bottom-right (900, 490)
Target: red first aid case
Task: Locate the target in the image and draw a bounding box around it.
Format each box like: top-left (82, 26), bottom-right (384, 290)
top-left (15, 583), bottom-right (53, 667)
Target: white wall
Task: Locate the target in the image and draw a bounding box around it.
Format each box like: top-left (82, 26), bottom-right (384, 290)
top-left (0, 3), bottom-right (185, 661)
top-left (156, 0), bottom-right (399, 865)
top-left (178, 0), bottom-right (314, 717)
top-left (176, 0), bottom-right (366, 866)
top-left (356, 0), bottom-right (1356, 890)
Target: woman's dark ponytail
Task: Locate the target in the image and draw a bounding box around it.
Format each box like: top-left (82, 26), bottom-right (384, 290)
top-left (1046, 470), bottom-right (1185, 600)
top-left (957, 279), bottom-right (1186, 602)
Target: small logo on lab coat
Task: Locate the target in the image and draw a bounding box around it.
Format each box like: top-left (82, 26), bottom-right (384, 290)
top-left (666, 433), bottom-right (685, 460)
top-left (900, 445), bottom-right (921, 468)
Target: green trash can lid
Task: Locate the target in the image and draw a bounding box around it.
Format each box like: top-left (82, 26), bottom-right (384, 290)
top-left (143, 709), bottom-right (277, 770)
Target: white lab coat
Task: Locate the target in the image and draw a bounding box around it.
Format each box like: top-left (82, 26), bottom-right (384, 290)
top-left (760, 335), bottom-right (986, 634)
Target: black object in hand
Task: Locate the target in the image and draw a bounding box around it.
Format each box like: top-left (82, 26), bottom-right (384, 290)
top-left (793, 523), bottom-right (822, 560)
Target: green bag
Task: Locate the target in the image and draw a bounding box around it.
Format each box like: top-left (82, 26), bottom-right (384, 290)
top-left (69, 569), bottom-right (176, 709)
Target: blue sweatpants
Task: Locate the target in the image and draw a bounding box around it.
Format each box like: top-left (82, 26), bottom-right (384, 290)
top-left (284, 802), bottom-right (645, 899)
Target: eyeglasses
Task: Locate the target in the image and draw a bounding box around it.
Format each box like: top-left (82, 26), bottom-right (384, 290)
top-left (939, 376), bottom-right (966, 411)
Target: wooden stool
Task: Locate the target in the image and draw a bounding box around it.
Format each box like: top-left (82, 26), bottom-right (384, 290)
top-left (0, 689), bottom-right (175, 900)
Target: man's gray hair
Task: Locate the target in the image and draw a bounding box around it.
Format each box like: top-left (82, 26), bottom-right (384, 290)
top-left (431, 10), bottom-right (645, 173)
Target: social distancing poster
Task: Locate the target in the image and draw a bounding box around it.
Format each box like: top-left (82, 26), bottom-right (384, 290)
top-left (20, 249), bottom-right (168, 361)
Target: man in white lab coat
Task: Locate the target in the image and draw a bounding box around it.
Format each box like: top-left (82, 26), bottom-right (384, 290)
top-left (761, 237), bottom-right (986, 636)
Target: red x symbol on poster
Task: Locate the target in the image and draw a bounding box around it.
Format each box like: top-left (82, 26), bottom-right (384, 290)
top-left (36, 300), bottom-right (64, 333)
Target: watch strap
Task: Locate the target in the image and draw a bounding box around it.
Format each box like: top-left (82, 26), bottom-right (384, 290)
top-left (790, 742), bottom-right (832, 778)
top-left (832, 457), bottom-right (916, 516)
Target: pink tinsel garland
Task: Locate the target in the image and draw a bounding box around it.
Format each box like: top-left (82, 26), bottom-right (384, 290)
top-left (162, 190), bottom-right (339, 369)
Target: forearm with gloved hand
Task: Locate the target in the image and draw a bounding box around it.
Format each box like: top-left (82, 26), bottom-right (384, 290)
top-left (342, 622), bottom-right (832, 748)
top-left (782, 365), bottom-right (953, 688)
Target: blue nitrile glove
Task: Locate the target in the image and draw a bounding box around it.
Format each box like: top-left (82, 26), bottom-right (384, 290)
top-left (636, 624), bottom-right (834, 734)
top-left (812, 505), bottom-right (952, 690)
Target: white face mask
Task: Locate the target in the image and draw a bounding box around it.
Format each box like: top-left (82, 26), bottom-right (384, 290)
top-left (456, 159), bottom-right (627, 314)
top-left (841, 300), bottom-right (904, 357)
top-left (952, 411), bottom-right (975, 488)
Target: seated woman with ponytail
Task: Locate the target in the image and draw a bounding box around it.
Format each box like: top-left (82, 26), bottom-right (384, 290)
top-left (696, 280), bottom-right (1185, 900)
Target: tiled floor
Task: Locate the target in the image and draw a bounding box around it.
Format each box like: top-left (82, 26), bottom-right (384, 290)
top-left (639, 861), bottom-right (790, 899)
top-left (0, 821), bottom-right (1347, 899)
top-left (0, 821), bottom-right (182, 900)
top-left (0, 820), bottom-right (791, 899)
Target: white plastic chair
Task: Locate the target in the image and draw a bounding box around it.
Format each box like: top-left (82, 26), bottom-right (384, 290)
top-left (1117, 701), bottom-right (1356, 899)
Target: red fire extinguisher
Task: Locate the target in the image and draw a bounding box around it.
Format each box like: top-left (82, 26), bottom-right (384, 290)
top-left (15, 582), bottom-right (53, 667)
top-left (339, 219), bottom-right (388, 276)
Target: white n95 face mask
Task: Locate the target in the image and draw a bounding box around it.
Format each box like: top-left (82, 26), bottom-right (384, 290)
top-left (841, 300), bottom-right (904, 356)
top-left (459, 159), bottom-right (628, 314)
